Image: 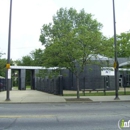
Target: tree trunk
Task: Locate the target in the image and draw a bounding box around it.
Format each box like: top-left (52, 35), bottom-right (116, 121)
top-left (76, 76), bottom-right (80, 99)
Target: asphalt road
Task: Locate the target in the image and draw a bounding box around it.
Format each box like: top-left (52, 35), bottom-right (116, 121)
top-left (0, 102), bottom-right (130, 130)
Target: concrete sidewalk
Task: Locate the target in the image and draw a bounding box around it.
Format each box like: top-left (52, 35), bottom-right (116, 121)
top-left (0, 90), bottom-right (130, 103)
top-left (0, 90), bottom-right (66, 103)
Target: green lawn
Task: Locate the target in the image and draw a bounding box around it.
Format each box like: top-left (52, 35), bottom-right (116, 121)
top-left (63, 91), bottom-right (130, 96)
top-left (13, 86), bottom-right (31, 89)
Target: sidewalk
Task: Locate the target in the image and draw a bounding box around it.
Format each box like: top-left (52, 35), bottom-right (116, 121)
top-left (0, 89), bottom-right (130, 103)
top-left (0, 90), bottom-right (66, 103)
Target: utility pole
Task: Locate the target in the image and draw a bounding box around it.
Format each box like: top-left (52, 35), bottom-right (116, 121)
top-left (6, 0), bottom-right (12, 101)
top-left (112, 0), bottom-right (119, 100)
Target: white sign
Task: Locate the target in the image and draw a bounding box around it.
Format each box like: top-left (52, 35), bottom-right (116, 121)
top-left (8, 69), bottom-right (11, 79)
top-left (101, 67), bottom-right (114, 76)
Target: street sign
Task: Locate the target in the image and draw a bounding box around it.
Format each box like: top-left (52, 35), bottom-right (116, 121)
top-left (113, 61), bottom-right (119, 69)
top-left (113, 61), bottom-right (117, 69)
top-left (6, 64), bottom-right (10, 69)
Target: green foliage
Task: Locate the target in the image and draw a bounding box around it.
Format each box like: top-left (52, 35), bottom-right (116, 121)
top-left (0, 58), bottom-right (6, 77)
top-left (117, 31), bottom-right (130, 57)
top-left (99, 37), bottom-right (114, 58)
top-left (0, 55), bottom-right (14, 77)
top-left (30, 49), bottom-right (44, 66)
top-left (0, 52), bottom-right (6, 77)
top-left (103, 31), bottom-right (130, 58)
top-left (40, 8), bottom-right (104, 75)
top-left (39, 8), bottom-right (106, 98)
top-left (15, 49), bottom-right (44, 66)
top-left (37, 68), bottom-right (61, 79)
top-left (17, 55), bottom-right (33, 66)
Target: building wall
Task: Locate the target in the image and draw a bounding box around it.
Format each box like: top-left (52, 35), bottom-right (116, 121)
top-left (61, 64), bottom-right (116, 90)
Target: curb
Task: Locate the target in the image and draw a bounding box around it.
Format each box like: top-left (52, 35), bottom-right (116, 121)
top-left (0, 100), bottom-right (130, 104)
top-left (0, 102), bottom-right (66, 104)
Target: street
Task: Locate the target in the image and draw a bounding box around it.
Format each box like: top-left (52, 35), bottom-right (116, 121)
top-left (0, 102), bottom-right (130, 130)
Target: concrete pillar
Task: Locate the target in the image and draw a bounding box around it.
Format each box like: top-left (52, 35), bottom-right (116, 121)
top-left (34, 69), bottom-right (39, 90)
top-left (18, 69), bottom-right (26, 90)
top-left (30, 69), bottom-right (39, 90)
top-left (30, 70), bottom-right (34, 90)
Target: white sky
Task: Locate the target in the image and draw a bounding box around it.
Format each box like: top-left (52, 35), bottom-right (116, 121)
top-left (0, 0), bottom-right (130, 60)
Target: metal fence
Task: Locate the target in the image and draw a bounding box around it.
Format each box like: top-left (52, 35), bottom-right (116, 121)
top-left (35, 76), bottom-right (63, 95)
top-left (0, 78), bottom-right (6, 91)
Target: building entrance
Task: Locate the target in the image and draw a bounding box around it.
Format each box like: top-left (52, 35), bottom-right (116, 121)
top-left (11, 66), bottom-right (40, 90)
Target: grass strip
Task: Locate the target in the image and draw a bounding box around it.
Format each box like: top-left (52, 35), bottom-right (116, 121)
top-left (63, 91), bottom-right (130, 96)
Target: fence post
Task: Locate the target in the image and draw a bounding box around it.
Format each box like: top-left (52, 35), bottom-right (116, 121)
top-left (59, 75), bottom-right (63, 96)
top-left (83, 77), bottom-right (85, 96)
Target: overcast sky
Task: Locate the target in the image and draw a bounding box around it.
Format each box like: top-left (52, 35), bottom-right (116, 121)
top-left (0, 0), bottom-right (130, 60)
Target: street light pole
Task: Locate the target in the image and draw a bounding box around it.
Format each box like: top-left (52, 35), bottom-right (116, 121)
top-left (6, 0), bottom-right (12, 101)
top-left (112, 0), bottom-right (119, 100)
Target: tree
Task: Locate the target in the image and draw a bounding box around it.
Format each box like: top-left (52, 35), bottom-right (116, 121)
top-left (39, 8), bottom-right (106, 98)
top-left (16, 49), bottom-right (45, 66)
top-left (0, 52), bottom-right (6, 77)
top-left (0, 52), bottom-right (14, 77)
top-left (0, 58), bottom-right (6, 77)
top-left (19, 55), bottom-right (33, 66)
top-left (30, 49), bottom-right (44, 66)
top-left (117, 31), bottom-right (130, 57)
top-left (98, 36), bottom-right (114, 58)
top-left (101, 31), bottom-right (130, 58)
